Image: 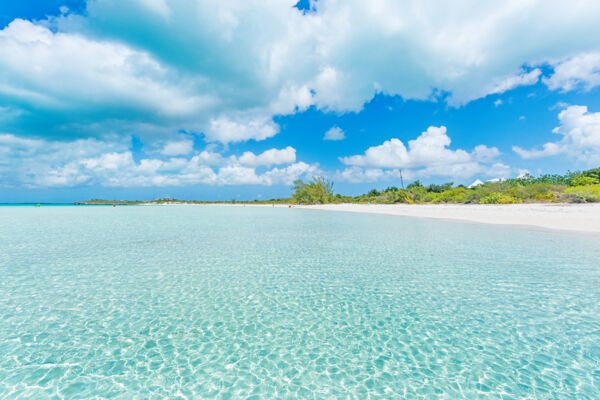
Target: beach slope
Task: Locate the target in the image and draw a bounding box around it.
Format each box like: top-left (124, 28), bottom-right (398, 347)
top-left (294, 203), bottom-right (600, 234)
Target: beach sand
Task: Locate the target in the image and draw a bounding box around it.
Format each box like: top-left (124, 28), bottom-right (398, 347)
top-left (291, 203), bottom-right (600, 234)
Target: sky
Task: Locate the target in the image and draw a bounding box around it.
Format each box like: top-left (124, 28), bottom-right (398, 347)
top-left (1, 0), bottom-right (600, 202)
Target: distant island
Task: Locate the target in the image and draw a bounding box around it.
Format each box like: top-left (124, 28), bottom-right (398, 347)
top-left (77, 167), bottom-right (600, 206)
top-left (74, 199), bottom-right (291, 205)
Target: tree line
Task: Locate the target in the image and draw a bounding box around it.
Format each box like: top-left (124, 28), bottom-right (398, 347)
top-left (290, 167), bottom-right (600, 204)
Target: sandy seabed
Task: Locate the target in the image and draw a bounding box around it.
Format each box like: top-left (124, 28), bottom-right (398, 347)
top-left (289, 203), bottom-right (600, 234)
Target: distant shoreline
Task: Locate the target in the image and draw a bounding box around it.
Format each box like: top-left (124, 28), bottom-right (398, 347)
top-left (14, 201), bottom-right (600, 234)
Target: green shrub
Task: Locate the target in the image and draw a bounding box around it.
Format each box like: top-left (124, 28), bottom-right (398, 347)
top-left (568, 168), bottom-right (600, 186)
top-left (507, 173), bottom-right (570, 186)
top-left (570, 175), bottom-right (599, 186)
top-left (407, 186), bottom-right (428, 202)
top-left (479, 192), bottom-right (521, 204)
top-left (430, 187), bottom-right (470, 203)
top-left (426, 182), bottom-right (453, 193)
top-left (291, 177), bottom-right (335, 204)
top-left (562, 184), bottom-right (600, 203)
top-left (582, 168), bottom-right (600, 183)
top-left (407, 180), bottom-right (423, 189)
top-left (506, 183), bottom-right (563, 202)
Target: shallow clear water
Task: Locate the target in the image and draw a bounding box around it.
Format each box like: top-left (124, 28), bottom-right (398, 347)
top-left (1, 205), bottom-right (599, 399)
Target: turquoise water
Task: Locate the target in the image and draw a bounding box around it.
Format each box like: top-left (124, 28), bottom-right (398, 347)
top-left (1, 206), bottom-right (599, 399)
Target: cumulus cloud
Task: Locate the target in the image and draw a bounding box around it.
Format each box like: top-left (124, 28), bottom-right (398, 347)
top-left (0, 133), bottom-right (127, 186)
top-left (204, 116), bottom-right (279, 143)
top-left (323, 126), bottom-right (345, 141)
top-left (335, 167), bottom-right (405, 183)
top-left (0, 134), bottom-right (314, 187)
top-left (335, 163), bottom-right (513, 184)
top-left (261, 162), bottom-right (318, 184)
top-left (472, 145), bottom-right (501, 162)
top-left (161, 139), bottom-right (194, 156)
top-left (485, 69), bottom-right (541, 97)
top-left (513, 105), bottom-right (600, 165)
top-left (216, 162), bottom-right (317, 186)
top-left (513, 143), bottom-right (562, 159)
top-left (0, 0), bottom-right (598, 146)
top-left (544, 52), bottom-right (600, 92)
top-left (0, 19), bottom-right (212, 115)
top-left (236, 146), bottom-right (296, 167)
top-left (341, 126), bottom-right (475, 168)
top-left (338, 126), bottom-right (508, 182)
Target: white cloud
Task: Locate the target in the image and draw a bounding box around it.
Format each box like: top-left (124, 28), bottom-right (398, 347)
top-left (260, 162), bottom-right (319, 185)
top-left (472, 145), bottom-right (501, 162)
top-left (420, 161), bottom-right (511, 181)
top-left (0, 133), bottom-right (313, 187)
top-left (494, 99), bottom-right (503, 107)
top-left (513, 105), bottom-right (600, 164)
top-left (188, 151), bottom-right (227, 167)
top-left (81, 152), bottom-right (133, 170)
top-left (544, 52), bottom-right (600, 92)
top-left (297, 1), bottom-right (600, 107)
top-left (205, 115), bottom-right (279, 143)
top-left (135, 0), bottom-right (171, 18)
top-left (161, 139), bottom-right (194, 156)
top-left (1, 0), bottom-right (600, 192)
top-left (217, 161), bottom-right (318, 186)
top-left (338, 126), bottom-right (507, 182)
top-left (323, 126), bottom-right (345, 141)
top-left (214, 165), bottom-right (262, 186)
top-left (335, 166), bottom-right (405, 183)
top-left (0, 133), bottom-right (127, 186)
top-left (0, 19), bottom-right (211, 115)
top-left (0, 18), bottom-right (283, 145)
top-left (0, 0), bottom-right (597, 146)
top-left (513, 142), bottom-right (561, 159)
top-left (236, 146), bottom-right (296, 167)
top-left (336, 161), bottom-right (513, 184)
top-left (485, 69), bottom-right (541, 96)
top-left (340, 126), bottom-right (477, 168)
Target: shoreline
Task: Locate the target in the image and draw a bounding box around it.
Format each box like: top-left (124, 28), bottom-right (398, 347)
top-left (15, 202), bottom-right (600, 234)
top-left (290, 203), bottom-right (600, 235)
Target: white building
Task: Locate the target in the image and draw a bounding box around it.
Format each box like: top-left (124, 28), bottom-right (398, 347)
top-left (468, 179), bottom-right (484, 188)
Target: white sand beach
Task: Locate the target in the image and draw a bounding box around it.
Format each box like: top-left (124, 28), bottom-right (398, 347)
top-left (292, 203), bottom-right (600, 234)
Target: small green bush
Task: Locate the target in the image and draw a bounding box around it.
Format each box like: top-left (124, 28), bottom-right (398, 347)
top-left (291, 177), bottom-right (335, 204)
top-left (479, 192), bottom-right (521, 204)
top-left (562, 184), bottom-right (600, 203)
top-left (429, 187), bottom-right (470, 203)
top-left (570, 175), bottom-right (599, 186)
top-left (505, 183), bottom-right (563, 202)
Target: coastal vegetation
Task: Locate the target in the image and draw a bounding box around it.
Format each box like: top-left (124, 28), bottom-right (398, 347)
top-left (291, 177), bottom-right (335, 204)
top-left (289, 168), bottom-right (600, 205)
top-left (77, 167), bottom-right (600, 205)
top-left (75, 199), bottom-right (150, 205)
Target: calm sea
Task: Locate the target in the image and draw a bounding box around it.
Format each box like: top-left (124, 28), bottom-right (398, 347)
top-left (1, 205), bottom-right (599, 398)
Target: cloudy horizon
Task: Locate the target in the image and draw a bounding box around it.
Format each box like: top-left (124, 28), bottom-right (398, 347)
top-left (1, 0), bottom-right (600, 202)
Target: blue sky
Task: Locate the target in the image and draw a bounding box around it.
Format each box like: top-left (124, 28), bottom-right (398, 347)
top-left (1, 0), bottom-right (600, 202)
